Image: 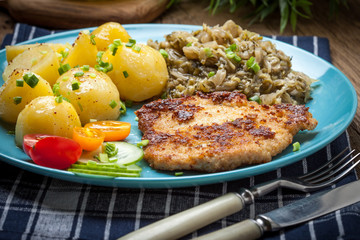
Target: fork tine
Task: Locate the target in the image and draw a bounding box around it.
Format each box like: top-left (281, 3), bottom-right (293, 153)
top-left (306, 152), bottom-right (360, 185)
top-left (298, 147), bottom-right (352, 181)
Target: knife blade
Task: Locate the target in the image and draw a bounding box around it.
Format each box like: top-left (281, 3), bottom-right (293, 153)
top-left (193, 180), bottom-right (360, 240)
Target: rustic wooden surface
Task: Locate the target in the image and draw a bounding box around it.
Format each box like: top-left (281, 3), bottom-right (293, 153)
top-left (0, 0), bottom-right (359, 170)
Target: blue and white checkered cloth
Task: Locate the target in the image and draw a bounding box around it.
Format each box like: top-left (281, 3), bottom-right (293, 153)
top-left (0, 23), bottom-right (359, 240)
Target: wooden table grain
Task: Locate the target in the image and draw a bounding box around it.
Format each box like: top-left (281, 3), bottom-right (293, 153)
top-left (0, 0), bottom-right (359, 170)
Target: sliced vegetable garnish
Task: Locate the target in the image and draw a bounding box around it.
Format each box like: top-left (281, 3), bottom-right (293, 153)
top-left (109, 100), bottom-right (117, 109)
top-left (23, 134), bottom-right (53, 156)
top-left (90, 34), bottom-right (96, 45)
top-left (72, 80), bottom-right (80, 90)
top-left (13, 96), bottom-right (22, 105)
top-left (73, 127), bottom-right (105, 151)
top-left (249, 95), bottom-right (262, 104)
top-left (58, 63), bottom-right (71, 75)
top-left (84, 121), bottom-right (131, 141)
top-left (137, 139), bottom-right (149, 147)
top-left (123, 71), bottom-right (129, 78)
top-left (207, 71), bottom-right (215, 78)
top-left (293, 142), bottom-right (301, 152)
top-left (246, 56), bottom-right (260, 73)
top-left (16, 79), bottom-right (24, 87)
top-left (23, 73), bottom-right (39, 88)
top-left (95, 51), bottom-right (113, 73)
top-left (159, 49), bottom-right (168, 58)
top-left (28, 135), bottom-right (82, 170)
top-left (105, 141), bottom-right (144, 166)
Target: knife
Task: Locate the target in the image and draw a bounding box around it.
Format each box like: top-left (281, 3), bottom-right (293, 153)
top-left (193, 180), bottom-right (360, 240)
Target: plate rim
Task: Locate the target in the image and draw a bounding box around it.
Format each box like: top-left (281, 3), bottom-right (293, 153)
top-left (0, 23), bottom-right (357, 188)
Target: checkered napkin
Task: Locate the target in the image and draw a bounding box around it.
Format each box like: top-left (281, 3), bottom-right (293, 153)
top-left (0, 23), bottom-right (359, 240)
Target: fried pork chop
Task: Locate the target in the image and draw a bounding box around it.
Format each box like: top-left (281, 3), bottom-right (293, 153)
top-left (135, 91), bottom-right (317, 172)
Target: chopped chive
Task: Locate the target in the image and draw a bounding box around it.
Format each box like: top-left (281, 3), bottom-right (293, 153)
top-left (234, 55), bottom-right (241, 62)
top-left (60, 50), bottom-right (69, 59)
top-left (119, 100), bottom-right (126, 115)
top-left (16, 79), bottom-right (24, 87)
top-left (89, 73), bottom-right (97, 78)
top-left (204, 47), bottom-right (213, 58)
top-left (226, 51), bottom-right (235, 59)
top-left (249, 95), bottom-right (261, 104)
top-left (52, 82), bottom-right (60, 96)
top-left (246, 56), bottom-right (260, 73)
top-left (13, 96), bottom-right (22, 105)
top-left (132, 45), bottom-right (141, 52)
top-left (125, 39), bottom-right (136, 47)
top-left (62, 96), bottom-right (71, 103)
top-left (175, 172), bottom-right (183, 176)
top-left (90, 34), bottom-right (96, 45)
top-left (186, 42), bottom-right (192, 47)
top-left (161, 91), bottom-right (167, 99)
top-left (72, 81), bottom-right (80, 90)
top-left (123, 71), bottom-right (129, 78)
top-left (134, 117), bottom-right (139, 121)
top-left (95, 51), bottom-right (113, 73)
top-left (159, 49), bottom-right (168, 59)
top-left (58, 63), bottom-right (71, 75)
top-left (23, 73), bottom-right (39, 88)
top-left (293, 142), bottom-right (301, 152)
top-left (137, 140), bottom-right (149, 147)
top-left (113, 39), bottom-right (122, 46)
top-left (109, 100), bottom-right (117, 109)
top-left (55, 95), bottom-right (63, 103)
top-left (208, 71), bottom-right (215, 78)
top-left (62, 76), bottom-right (69, 81)
top-left (81, 65), bottom-right (90, 71)
top-left (74, 71), bottom-right (84, 77)
top-left (229, 43), bottom-right (237, 51)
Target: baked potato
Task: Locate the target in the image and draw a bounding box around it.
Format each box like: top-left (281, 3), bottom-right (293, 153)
top-left (0, 69), bottom-right (53, 124)
top-left (56, 67), bottom-right (121, 125)
top-left (2, 45), bottom-right (60, 85)
top-left (91, 22), bottom-right (131, 51)
top-left (104, 43), bottom-right (168, 102)
top-left (15, 95), bottom-right (81, 147)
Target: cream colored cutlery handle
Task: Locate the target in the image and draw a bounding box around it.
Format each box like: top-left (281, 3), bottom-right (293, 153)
top-left (193, 219), bottom-right (263, 240)
top-left (117, 192), bottom-right (244, 240)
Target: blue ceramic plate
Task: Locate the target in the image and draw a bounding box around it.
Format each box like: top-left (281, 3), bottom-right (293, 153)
top-left (0, 24), bottom-right (357, 188)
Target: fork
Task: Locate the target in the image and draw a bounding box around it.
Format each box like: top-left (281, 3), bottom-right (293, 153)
top-left (118, 147), bottom-right (360, 240)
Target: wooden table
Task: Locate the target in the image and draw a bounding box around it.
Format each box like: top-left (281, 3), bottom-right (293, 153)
top-left (0, 0), bottom-right (359, 166)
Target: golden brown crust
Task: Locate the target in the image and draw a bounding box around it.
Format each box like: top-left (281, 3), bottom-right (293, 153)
top-left (135, 91), bottom-right (317, 172)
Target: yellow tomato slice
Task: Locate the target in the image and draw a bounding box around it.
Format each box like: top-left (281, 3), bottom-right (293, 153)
top-left (73, 127), bottom-right (105, 151)
top-left (84, 121), bottom-right (131, 141)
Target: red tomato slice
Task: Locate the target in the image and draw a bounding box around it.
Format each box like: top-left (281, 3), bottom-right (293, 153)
top-left (29, 136), bottom-right (82, 170)
top-left (23, 134), bottom-right (53, 156)
top-left (84, 121), bottom-right (131, 141)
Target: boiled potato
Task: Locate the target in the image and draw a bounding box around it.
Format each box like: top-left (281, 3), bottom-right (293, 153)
top-left (104, 43), bottom-right (168, 102)
top-left (92, 22), bottom-right (131, 51)
top-left (63, 31), bottom-right (98, 67)
top-left (0, 69), bottom-right (53, 124)
top-left (5, 43), bottom-right (69, 62)
top-left (15, 96), bottom-right (81, 147)
top-left (56, 67), bottom-right (121, 125)
top-left (2, 45), bottom-right (60, 85)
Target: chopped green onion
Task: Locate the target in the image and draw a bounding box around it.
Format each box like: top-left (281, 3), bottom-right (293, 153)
top-left (95, 51), bottom-right (113, 73)
top-left (208, 71), bottom-right (215, 78)
top-left (89, 73), bottom-right (97, 78)
top-left (16, 79), bottom-right (24, 87)
top-left (7, 130), bottom-right (15, 135)
top-left (137, 140), bottom-right (149, 147)
top-left (62, 96), bottom-right (71, 103)
top-left (52, 82), bottom-right (60, 96)
top-left (123, 71), bottom-right (129, 78)
top-left (109, 100), bottom-right (117, 109)
top-left (105, 143), bottom-right (118, 158)
top-left (226, 51), bottom-right (235, 59)
top-left (132, 45), bottom-right (141, 52)
top-left (186, 42), bottom-right (192, 47)
top-left (249, 95), bottom-right (261, 104)
top-left (159, 49), bottom-right (168, 59)
top-left (23, 73), bottom-right (39, 88)
top-left (13, 96), bottom-right (22, 105)
top-left (60, 50), bottom-right (69, 59)
top-left (55, 95), bottom-right (63, 103)
top-left (113, 39), bottom-right (122, 46)
top-left (81, 65), bottom-right (90, 71)
top-left (160, 91), bottom-right (167, 99)
top-left (74, 71), bottom-right (84, 77)
top-left (119, 100), bottom-right (126, 115)
top-left (229, 43), bottom-right (237, 51)
top-left (58, 63), bottom-right (71, 75)
top-left (62, 76), bottom-right (69, 81)
top-left (90, 34), bottom-right (96, 45)
top-left (293, 142), bottom-right (301, 152)
top-left (246, 56), bottom-right (260, 73)
top-left (125, 39), bottom-right (136, 47)
top-left (72, 81), bottom-right (80, 90)
top-left (98, 153), bottom-right (109, 163)
top-left (204, 47), bottom-right (213, 58)
top-left (134, 117), bottom-right (139, 121)
top-left (234, 55), bottom-right (241, 62)
top-left (175, 172), bottom-right (183, 176)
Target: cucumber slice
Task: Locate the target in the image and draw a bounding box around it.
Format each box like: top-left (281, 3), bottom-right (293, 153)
top-left (106, 141), bottom-right (144, 166)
